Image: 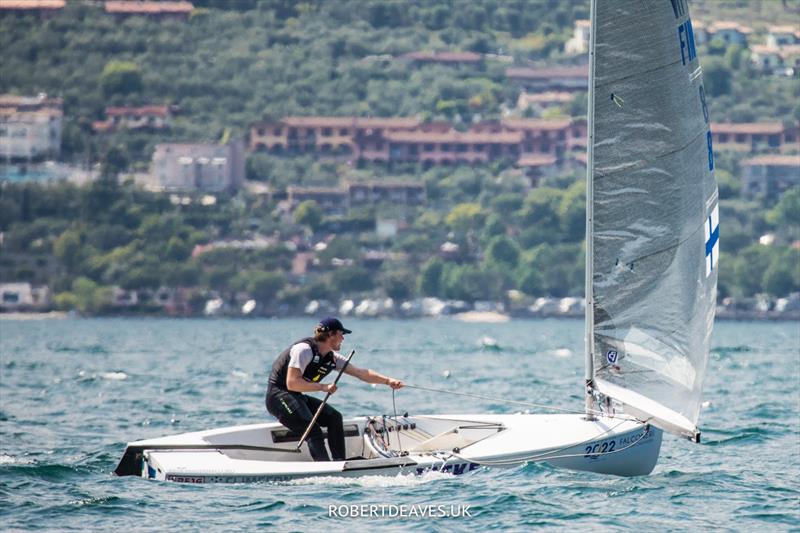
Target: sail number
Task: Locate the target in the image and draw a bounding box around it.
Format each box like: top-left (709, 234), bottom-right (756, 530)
top-left (584, 439), bottom-right (616, 458)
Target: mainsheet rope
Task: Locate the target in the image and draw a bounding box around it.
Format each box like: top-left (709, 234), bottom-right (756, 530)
top-left (397, 382), bottom-right (598, 416)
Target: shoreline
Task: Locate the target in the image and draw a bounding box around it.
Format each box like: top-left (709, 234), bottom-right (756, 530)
top-left (1, 310), bottom-right (797, 322)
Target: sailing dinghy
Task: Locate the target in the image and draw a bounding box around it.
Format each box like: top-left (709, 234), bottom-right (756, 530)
top-left (115, 0), bottom-right (718, 483)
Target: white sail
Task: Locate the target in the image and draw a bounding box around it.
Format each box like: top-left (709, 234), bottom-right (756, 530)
top-left (587, 0), bottom-right (718, 440)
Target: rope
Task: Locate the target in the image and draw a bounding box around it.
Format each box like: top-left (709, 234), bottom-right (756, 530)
top-left (401, 383), bottom-right (599, 416)
top-left (391, 388), bottom-right (403, 456)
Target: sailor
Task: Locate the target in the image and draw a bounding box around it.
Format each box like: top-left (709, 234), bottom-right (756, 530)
top-left (266, 317), bottom-right (404, 461)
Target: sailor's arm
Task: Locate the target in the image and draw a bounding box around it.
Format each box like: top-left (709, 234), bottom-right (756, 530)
top-left (344, 364), bottom-right (404, 389)
top-left (286, 367), bottom-right (337, 393)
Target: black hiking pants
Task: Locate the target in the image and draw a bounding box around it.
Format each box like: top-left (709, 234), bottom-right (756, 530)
top-left (265, 388), bottom-right (346, 461)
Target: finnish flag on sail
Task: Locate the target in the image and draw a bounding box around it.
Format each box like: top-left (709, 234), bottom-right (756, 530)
top-left (705, 204), bottom-right (719, 277)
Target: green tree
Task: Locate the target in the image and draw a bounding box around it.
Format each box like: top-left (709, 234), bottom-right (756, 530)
top-left (165, 236), bottom-right (192, 262)
top-left (294, 200), bottom-right (323, 231)
top-left (441, 264), bottom-right (503, 301)
top-left (732, 245), bottom-right (772, 296)
top-left (763, 248), bottom-right (800, 296)
top-left (381, 269), bottom-right (415, 300)
top-left (418, 258), bottom-right (444, 296)
top-left (248, 271), bottom-right (287, 302)
top-left (53, 229), bottom-right (83, 273)
top-left (703, 58), bottom-right (731, 97)
top-left (100, 61), bottom-right (144, 97)
top-left (557, 180), bottom-right (585, 242)
top-left (71, 277), bottom-right (111, 313)
top-left (331, 266), bottom-right (374, 293)
top-left (445, 202), bottom-right (484, 234)
top-left (485, 235), bottom-right (520, 267)
top-left (766, 187), bottom-right (800, 241)
top-left (101, 144), bottom-right (130, 177)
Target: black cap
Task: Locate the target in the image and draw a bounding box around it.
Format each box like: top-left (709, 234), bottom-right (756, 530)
top-left (318, 317), bottom-right (352, 334)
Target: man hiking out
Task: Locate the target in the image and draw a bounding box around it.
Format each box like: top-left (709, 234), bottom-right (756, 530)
top-left (266, 317), bottom-right (404, 461)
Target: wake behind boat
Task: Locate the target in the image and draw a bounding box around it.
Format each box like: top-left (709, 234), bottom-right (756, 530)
top-left (115, 0), bottom-right (716, 484)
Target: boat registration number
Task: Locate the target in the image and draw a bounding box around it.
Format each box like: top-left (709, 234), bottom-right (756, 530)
top-left (584, 440), bottom-right (616, 458)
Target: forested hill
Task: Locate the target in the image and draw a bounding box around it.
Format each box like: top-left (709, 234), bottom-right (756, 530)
top-left (2, 0), bottom-right (796, 162)
top-left (1, 0), bottom-right (798, 315)
top-left (1, 0), bottom-right (589, 159)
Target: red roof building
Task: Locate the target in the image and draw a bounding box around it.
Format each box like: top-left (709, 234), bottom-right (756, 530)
top-left (712, 122), bottom-right (797, 152)
top-left (93, 105), bottom-right (172, 132)
top-left (249, 116), bottom-right (587, 168)
top-left (400, 51), bottom-right (483, 65)
top-left (104, 1), bottom-right (193, 20)
top-left (0, 0), bottom-right (65, 15)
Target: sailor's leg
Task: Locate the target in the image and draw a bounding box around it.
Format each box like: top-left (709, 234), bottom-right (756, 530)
top-left (266, 391), bottom-right (331, 461)
top-left (303, 396), bottom-right (345, 461)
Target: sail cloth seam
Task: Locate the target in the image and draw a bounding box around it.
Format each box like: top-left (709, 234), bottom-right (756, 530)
top-left (594, 219), bottom-right (709, 360)
top-left (595, 57), bottom-right (684, 89)
top-left (596, 212), bottom-right (705, 273)
top-left (595, 129), bottom-right (707, 181)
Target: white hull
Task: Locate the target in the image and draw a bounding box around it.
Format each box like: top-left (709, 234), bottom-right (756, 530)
top-left (115, 413), bottom-right (662, 483)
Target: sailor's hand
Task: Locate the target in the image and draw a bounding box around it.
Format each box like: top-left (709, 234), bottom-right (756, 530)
top-left (322, 383), bottom-right (337, 394)
top-left (386, 378), bottom-right (404, 390)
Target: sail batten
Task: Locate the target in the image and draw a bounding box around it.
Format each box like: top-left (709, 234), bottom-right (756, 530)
top-left (588, 0), bottom-right (717, 438)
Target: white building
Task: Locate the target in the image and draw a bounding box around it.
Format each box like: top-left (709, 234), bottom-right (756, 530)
top-left (0, 282), bottom-right (50, 309)
top-left (0, 94), bottom-right (62, 162)
top-left (151, 140), bottom-right (244, 192)
top-left (565, 20), bottom-right (590, 55)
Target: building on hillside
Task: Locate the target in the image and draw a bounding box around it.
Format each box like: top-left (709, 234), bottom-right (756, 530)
top-left (505, 65), bottom-right (589, 92)
top-left (104, 1), bottom-right (193, 20)
top-left (740, 154), bottom-right (800, 199)
top-left (286, 181), bottom-right (425, 213)
top-left (348, 181), bottom-right (425, 206)
top-left (399, 51), bottom-right (483, 66)
top-left (516, 91), bottom-right (574, 114)
top-left (766, 25), bottom-right (800, 48)
top-left (0, 93), bottom-right (62, 162)
top-left (703, 21), bottom-right (752, 46)
top-left (150, 140), bottom-right (244, 192)
top-left (779, 44), bottom-right (800, 72)
top-left (250, 116), bottom-right (422, 160)
top-left (287, 186), bottom-right (348, 212)
top-left (382, 129), bottom-right (523, 164)
top-left (565, 20), bottom-right (590, 55)
top-left (93, 105), bottom-right (172, 132)
top-left (749, 44), bottom-right (785, 73)
top-left (249, 116), bottom-right (587, 168)
top-left (516, 154), bottom-right (559, 187)
top-left (0, 282), bottom-right (50, 310)
top-left (711, 122), bottom-right (797, 152)
top-left (0, 0), bottom-right (64, 16)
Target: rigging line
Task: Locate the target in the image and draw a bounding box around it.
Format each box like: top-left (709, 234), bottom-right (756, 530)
top-left (391, 388), bottom-right (403, 456)
top-left (400, 383), bottom-right (592, 416)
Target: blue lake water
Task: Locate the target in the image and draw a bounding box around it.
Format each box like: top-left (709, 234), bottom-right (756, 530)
top-left (0, 317), bottom-right (798, 531)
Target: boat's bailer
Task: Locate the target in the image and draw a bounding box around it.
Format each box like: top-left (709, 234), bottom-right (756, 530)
top-left (115, 413), bottom-right (661, 483)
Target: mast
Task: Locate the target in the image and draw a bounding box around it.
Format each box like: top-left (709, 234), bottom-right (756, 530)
top-left (583, 0), bottom-right (598, 418)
